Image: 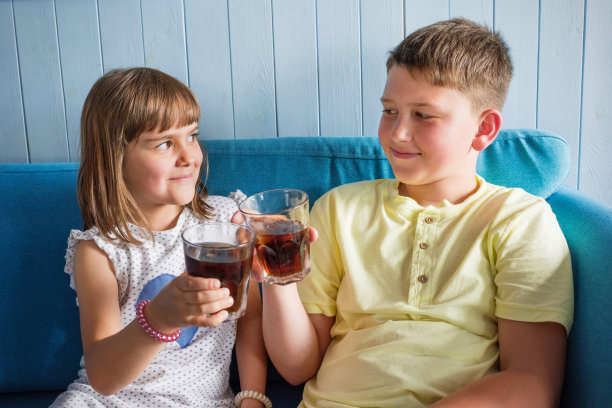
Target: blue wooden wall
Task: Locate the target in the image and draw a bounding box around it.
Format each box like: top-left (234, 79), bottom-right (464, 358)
top-left (1, 0), bottom-right (611, 207)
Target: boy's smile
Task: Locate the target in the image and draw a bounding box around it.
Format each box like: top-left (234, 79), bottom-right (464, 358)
top-left (378, 66), bottom-right (487, 206)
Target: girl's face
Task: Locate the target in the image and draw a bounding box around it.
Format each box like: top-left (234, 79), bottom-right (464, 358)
top-left (123, 122), bottom-right (202, 224)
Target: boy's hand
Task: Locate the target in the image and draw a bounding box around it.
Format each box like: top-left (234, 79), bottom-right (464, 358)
top-left (147, 273), bottom-right (233, 331)
top-left (230, 210), bottom-right (319, 282)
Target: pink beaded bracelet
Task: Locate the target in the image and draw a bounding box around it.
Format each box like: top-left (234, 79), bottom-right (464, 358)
top-left (136, 300), bottom-right (181, 343)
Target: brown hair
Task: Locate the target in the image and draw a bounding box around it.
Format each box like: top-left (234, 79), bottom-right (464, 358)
top-left (387, 18), bottom-right (513, 112)
top-left (78, 67), bottom-right (213, 244)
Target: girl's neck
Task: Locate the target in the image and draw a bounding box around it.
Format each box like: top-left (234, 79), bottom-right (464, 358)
top-left (141, 205), bottom-right (184, 231)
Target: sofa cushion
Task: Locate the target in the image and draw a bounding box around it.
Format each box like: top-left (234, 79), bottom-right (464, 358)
top-left (0, 163), bottom-right (82, 392)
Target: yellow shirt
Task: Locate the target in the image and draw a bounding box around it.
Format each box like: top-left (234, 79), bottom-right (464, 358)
top-left (297, 177), bottom-right (573, 407)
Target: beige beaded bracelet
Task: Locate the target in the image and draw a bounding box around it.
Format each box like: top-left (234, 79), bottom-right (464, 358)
top-left (234, 390), bottom-right (272, 408)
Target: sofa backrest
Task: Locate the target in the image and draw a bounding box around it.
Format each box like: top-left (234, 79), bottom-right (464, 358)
top-left (0, 129), bottom-right (571, 394)
top-left (203, 129), bottom-right (570, 203)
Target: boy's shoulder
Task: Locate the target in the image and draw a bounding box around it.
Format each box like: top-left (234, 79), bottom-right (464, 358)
top-left (319, 179), bottom-right (392, 202)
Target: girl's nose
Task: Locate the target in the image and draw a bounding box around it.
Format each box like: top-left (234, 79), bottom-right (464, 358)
top-left (177, 144), bottom-right (196, 166)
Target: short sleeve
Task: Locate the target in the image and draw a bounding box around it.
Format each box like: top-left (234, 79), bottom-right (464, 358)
top-left (64, 228), bottom-right (120, 304)
top-left (297, 190), bottom-right (344, 317)
top-left (205, 195), bottom-right (240, 223)
top-left (493, 199), bottom-right (574, 333)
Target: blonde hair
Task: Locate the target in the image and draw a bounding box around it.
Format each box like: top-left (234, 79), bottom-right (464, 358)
top-left (387, 18), bottom-right (513, 112)
top-left (78, 67), bottom-right (213, 244)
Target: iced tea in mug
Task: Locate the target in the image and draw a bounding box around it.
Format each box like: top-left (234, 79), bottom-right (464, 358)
top-left (181, 222), bottom-right (256, 320)
top-left (239, 189), bottom-right (310, 285)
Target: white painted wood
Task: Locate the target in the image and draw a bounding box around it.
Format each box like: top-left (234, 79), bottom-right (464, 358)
top-left (579, 0), bottom-right (612, 204)
top-left (405, 0), bottom-right (449, 34)
top-left (228, 0), bottom-right (277, 139)
top-left (13, 0), bottom-right (68, 162)
top-left (184, 0), bottom-right (235, 140)
top-left (317, 0), bottom-right (362, 136)
top-left (55, 0), bottom-right (103, 162)
top-left (272, 0), bottom-right (319, 137)
top-left (495, 0), bottom-right (539, 129)
top-left (538, 0), bottom-right (584, 188)
top-left (450, 0), bottom-right (493, 27)
top-left (1, 0), bottom-right (612, 207)
top-left (361, 0), bottom-right (404, 137)
top-left (0, 0), bottom-right (28, 163)
top-left (141, 0), bottom-right (188, 85)
top-left (98, 0), bottom-right (145, 71)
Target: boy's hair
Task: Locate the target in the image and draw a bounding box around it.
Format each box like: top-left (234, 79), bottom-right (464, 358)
top-left (78, 67), bottom-right (212, 244)
top-left (387, 18), bottom-right (513, 112)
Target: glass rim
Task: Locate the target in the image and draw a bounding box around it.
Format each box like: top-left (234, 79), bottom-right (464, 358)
top-left (238, 188), bottom-right (309, 216)
top-left (181, 221), bottom-right (256, 249)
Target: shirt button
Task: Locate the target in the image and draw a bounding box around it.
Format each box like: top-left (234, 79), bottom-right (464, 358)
top-left (418, 275), bottom-right (428, 283)
top-left (419, 242), bottom-right (429, 249)
top-left (424, 217), bottom-right (434, 224)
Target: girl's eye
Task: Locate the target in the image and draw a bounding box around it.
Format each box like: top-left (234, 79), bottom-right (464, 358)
top-left (188, 133), bottom-right (199, 142)
top-left (382, 108), bottom-right (397, 115)
top-left (416, 112), bottom-right (433, 119)
top-left (156, 141), bottom-right (170, 151)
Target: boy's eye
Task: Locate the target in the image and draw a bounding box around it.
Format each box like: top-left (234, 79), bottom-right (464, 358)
top-left (188, 133), bottom-right (199, 142)
top-left (416, 112), bottom-right (433, 119)
top-left (382, 108), bottom-right (397, 115)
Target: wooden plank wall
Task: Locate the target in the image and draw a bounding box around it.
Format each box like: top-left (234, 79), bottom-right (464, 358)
top-left (0, 0), bottom-right (610, 206)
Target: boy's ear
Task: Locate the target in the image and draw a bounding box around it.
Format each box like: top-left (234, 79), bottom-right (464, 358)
top-left (472, 109), bottom-right (502, 151)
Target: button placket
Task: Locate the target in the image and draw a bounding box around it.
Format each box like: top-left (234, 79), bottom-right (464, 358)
top-left (412, 212), bottom-right (437, 304)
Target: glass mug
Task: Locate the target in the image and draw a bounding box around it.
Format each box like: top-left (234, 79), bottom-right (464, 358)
top-left (239, 189), bottom-right (310, 285)
top-left (181, 222), bottom-right (256, 320)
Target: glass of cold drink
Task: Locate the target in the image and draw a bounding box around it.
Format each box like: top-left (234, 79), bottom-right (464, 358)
top-left (181, 222), bottom-right (256, 320)
top-left (239, 189), bottom-right (310, 285)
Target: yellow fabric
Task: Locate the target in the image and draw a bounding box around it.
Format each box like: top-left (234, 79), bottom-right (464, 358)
top-left (297, 177), bottom-right (573, 407)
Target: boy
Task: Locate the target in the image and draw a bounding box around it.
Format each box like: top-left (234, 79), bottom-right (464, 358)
top-left (261, 18), bottom-right (573, 407)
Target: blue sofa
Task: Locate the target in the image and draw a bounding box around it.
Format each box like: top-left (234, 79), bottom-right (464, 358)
top-left (1, 130), bottom-right (611, 407)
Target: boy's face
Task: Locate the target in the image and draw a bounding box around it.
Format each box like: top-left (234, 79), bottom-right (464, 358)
top-left (378, 66), bottom-right (482, 200)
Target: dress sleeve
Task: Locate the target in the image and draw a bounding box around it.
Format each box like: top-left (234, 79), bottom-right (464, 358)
top-left (64, 228), bottom-right (120, 304)
top-left (205, 195), bottom-right (240, 223)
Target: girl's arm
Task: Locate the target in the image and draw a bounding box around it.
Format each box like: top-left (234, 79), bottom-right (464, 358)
top-left (74, 240), bottom-right (231, 396)
top-left (261, 283), bottom-right (334, 385)
top-left (234, 280), bottom-right (268, 407)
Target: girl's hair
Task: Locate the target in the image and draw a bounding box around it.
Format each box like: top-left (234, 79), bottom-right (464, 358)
top-left (387, 18), bottom-right (513, 113)
top-left (78, 67), bottom-right (213, 244)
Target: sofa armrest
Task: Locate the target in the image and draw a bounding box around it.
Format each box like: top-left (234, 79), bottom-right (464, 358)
top-left (546, 186), bottom-right (612, 407)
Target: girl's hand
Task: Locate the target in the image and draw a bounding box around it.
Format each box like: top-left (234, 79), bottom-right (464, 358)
top-left (230, 210), bottom-right (319, 282)
top-left (146, 273), bottom-right (233, 332)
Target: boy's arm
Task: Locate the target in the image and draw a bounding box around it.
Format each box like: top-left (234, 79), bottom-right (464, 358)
top-left (261, 283), bottom-right (334, 385)
top-left (431, 318), bottom-right (567, 408)
top-left (235, 279), bottom-right (268, 407)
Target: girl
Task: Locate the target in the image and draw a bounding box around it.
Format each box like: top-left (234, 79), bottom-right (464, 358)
top-left (51, 68), bottom-right (269, 408)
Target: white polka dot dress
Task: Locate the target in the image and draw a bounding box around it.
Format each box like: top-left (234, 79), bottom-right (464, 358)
top-left (51, 194), bottom-right (246, 408)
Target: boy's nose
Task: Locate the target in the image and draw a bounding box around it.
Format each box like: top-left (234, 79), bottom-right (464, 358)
top-left (391, 116), bottom-right (412, 141)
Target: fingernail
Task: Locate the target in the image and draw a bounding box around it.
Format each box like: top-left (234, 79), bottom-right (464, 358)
top-left (225, 297), bottom-right (234, 306)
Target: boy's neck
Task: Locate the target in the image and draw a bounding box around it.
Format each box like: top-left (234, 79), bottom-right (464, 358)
top-left (398, 176), bottom-right (480, 207)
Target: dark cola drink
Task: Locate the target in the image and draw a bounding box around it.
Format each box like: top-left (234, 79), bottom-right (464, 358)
top-left (254, 219), bottom-right (310, 285)
top-left (184, 243), bottom-right (252, 316)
